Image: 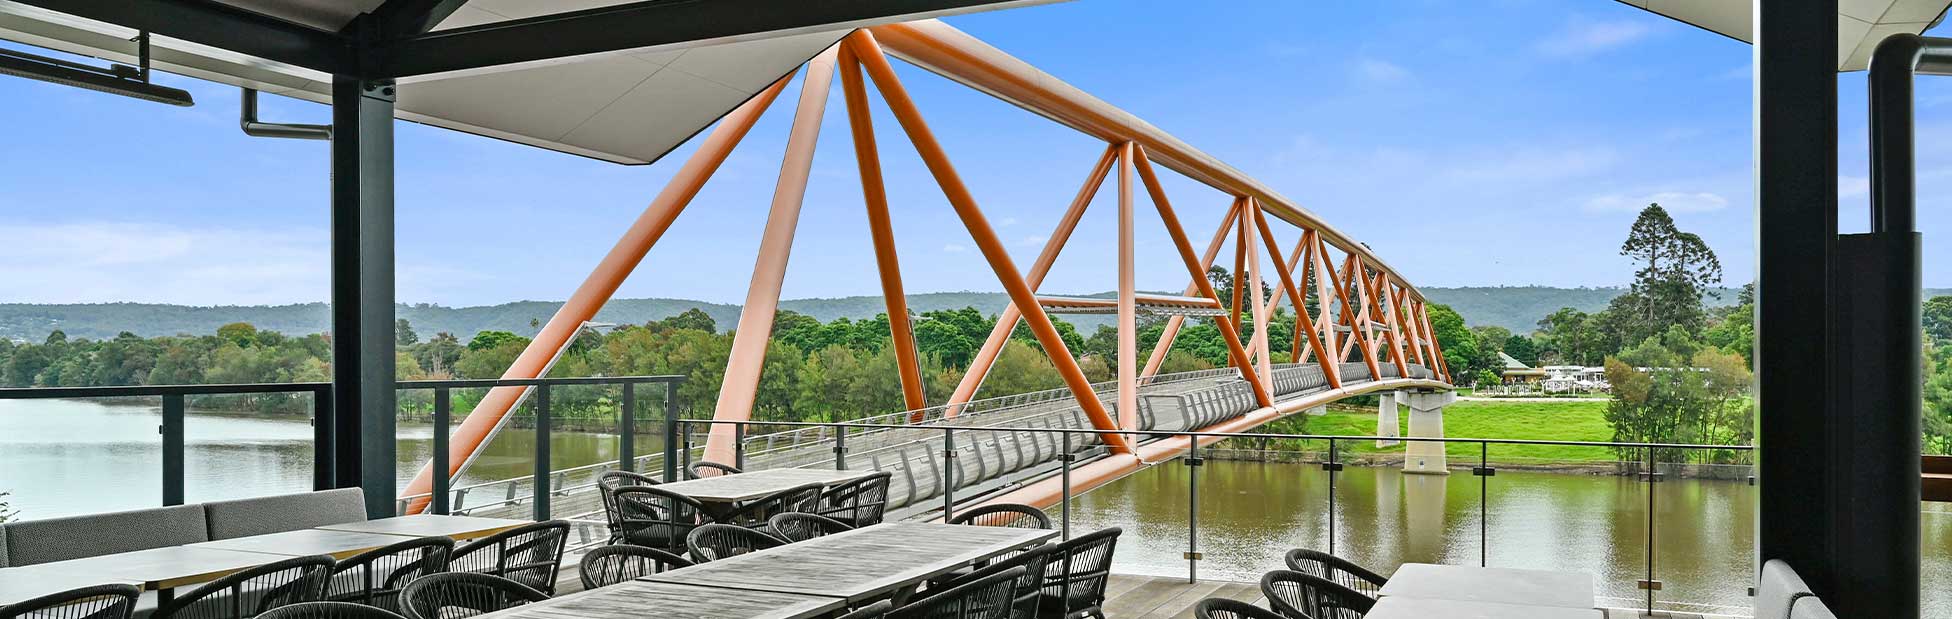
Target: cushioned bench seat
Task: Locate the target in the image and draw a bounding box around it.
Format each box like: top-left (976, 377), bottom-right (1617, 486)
top-left (202, 488), bottom-right (367, 540)
top-left (0, 504), bottom-right (210, 566)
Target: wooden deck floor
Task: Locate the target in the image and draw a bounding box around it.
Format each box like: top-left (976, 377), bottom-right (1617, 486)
top-left (1098, 574), bottom-right (1261, 619)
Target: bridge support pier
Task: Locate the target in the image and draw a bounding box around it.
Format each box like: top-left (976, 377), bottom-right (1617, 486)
top-left (1304, 405), bottom-right (1327, 416)
top-left (1376, 391), bottom-right (1400, 448)
top-left (1401, 390), bottom-right (1453, 475)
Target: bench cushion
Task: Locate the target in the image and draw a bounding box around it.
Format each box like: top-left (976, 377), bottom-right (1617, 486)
top-left (203, 488), bottom-right (367, 540)
top-left (0, 523), bottom-right (10, 567)
top-left (3, 504), bottom-right (209, 565)
top-left (1756, 559), bottom-right (1815, 619)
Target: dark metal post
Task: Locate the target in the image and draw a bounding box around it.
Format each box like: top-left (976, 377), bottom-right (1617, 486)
top-left (161, 394), bottom-right (185, 506)
top-left (942, 428), bottom-right (957, 521)
top-left (1186, 435), bottom-right (1202, 583)
top-left (734, 423), bottom-right (746, 470)
top-left (432, 387), bottom-right (451, 515)
top-left (1475, 442), bottom-right (1491, 567)
top-left (663, 382), bottom-right (680, 482)
top-left (329, 70), bottom-right (398, 519)
top-left (834, 429), bottom-right (849, 471)
top-left (1325, 438), bottom-right (1338, 556)
top-left (1060, 431), bottom-right (1072, 541)
top-left (533, 385), bottom-right (552, 521)
top-left (1644, 447), bottom-right (1659, 614)
top-left (311, 386), bottom-right (333, 490)
top-left (620, 382), bottom-right (635, 472)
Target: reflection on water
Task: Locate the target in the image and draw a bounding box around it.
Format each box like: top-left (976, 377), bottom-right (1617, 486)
top-left (1068, 459), bottom-right (1952, 615)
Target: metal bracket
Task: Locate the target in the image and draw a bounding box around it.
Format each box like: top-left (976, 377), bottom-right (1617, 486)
top-left (1472, 466), bottom-right (1496, 477)
top-left (1637, 580), bottom-right (1663, 591)
top-left (1640, 472), bottom-right (1665, 483)
top-left (1182, 551), bottom-right (1203, 560)
top-left (1056, 454), bottom-right (1079, 463)
top-left (1320, 462), bottom-right (1344, 472)
top-left (1184, 457), bottom-right (1205, 467)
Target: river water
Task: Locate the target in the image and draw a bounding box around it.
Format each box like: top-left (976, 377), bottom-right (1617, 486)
top-left (5, 400), bottom-right (1951, 615)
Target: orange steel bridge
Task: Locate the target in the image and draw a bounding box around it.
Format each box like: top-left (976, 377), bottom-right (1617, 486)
top-left (400, 20), bottom-right (1455, 514)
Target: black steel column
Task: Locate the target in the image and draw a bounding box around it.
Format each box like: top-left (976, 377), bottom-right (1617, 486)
top-left (330, 73), bottom-right (398, 519)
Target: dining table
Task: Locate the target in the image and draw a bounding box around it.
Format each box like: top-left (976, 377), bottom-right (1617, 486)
top-left (654, 468), bottom-right (878, 519)
top-left (1376, 563), bottom-right (1598, 609)
top-left (473, 580), bottom-right (847, 619)
top-left (642, 521), bottom-right (1058, 603)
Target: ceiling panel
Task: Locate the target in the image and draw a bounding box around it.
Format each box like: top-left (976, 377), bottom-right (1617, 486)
top-left (1626, 0), bottom-right (1951, 70)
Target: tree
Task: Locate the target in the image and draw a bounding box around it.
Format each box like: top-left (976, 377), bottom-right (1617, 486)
top-left (1426, 304), bottom-right (1476, 377)
top-left (1536, 307), bottom-right (1599, 366)
top-left (664, 308), bottom-right (718, 333)
top-left (1616, 203), bottom-right (1724, 339)
top-left (395, 319), bottom-right (419, 347)
top-left (216, 322), bottom-right (257, 347)
top-left (1503, 334), bottom-right (1538, 366)
top-left (1925, 338), bottom-right (1952, 453)
top-left (467, 330), bottom-right (526, 352)
top-left (1925, 295), bottom-right (1952, 344)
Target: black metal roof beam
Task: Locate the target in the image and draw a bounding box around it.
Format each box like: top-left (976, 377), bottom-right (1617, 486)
top-left (9, 0), bottom-right (353, 75)
top-left (375, 0), bottom-right (1027, 78)
top-left (365, 0), bottom-right (472, 40)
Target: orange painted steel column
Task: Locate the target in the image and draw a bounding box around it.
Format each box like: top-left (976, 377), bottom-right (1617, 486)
top-left (1230, 213), bottom-right (1247, 341)
top-left (1139, 201), bottom-right (1240, 379)
top-left (1242, 204), bottom-right (1273, 389)
top-left (1250, 202), bottom-right (1338, 389)
top-left (839, 44), bottom-right (925, 416)
top-left (945, 145), bottom-right (1117, 412)
top-left (1363, 268), bottom-right (1410, 377)
top-left (704, 48), bottom-right (839, 465)
top-left (1131, 146), bottom-right (1272, 407)
top-left (1322, 238), bottom-right (1381, 381)
top-left (1115, 142), bottom-right (1139, 430)
top-left (849, 32), bottom-right (1134, 453)
top-left (396, 72), bottom-right (795, 512)
top-left (1245, 233), bottom-right (1305, 366)
top-left (1396, 283), bottom-right (1427, 367)
top-left (1303, 230), bottom-right (1338, 368)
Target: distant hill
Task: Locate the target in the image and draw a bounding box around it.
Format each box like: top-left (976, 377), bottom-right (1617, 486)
top-left (6, 286), bottom-right (1947, 342)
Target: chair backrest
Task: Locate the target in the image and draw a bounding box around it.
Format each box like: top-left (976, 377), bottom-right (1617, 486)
top-left (0, 584), bottom-right (142, 619)
top-left (157, 554), bottom-right (336, 619)
top-left (949, 504), bottom-right (1051, 530)
top-left (610, 485), bottom-right (709, 554)
top-left (576, 545), bottom-right (693, 591)
top-left (1039, 527), bottom-right (1119, 617)
top-left (1756, 559), bottom-right (1817, 619)
top-left (767, 512), bottom-right (854, 542)
top-left (1193, 598), bottom-right (1285, 619)
top-left (597, 472), bottom-right (661, 537)
top-left (1281, 548), bottom-right (1387, 597)
top-left (326, 536), bottom-right (455, 612)
top-left (203, 489), bottom-right (368, 540)
top-left (1260, 570), bottom-right (1374, 619)
top-left (943, 543), bottom-right (1052, 619)
top-left (890, 566), bottom-right (1023, 619)
top-left (254, 602), bottom-right (408, 619)
top-left (448, 521), bottom-right (568, 596)
top-left (832, 600), bottom-right (894, 619)
top-left (396, 573), bottom-right (549, 619)
top-left (723, 484), bottom-right (826, 527)
top-left (685, 524), bottom-right (786, 563)
top-left (3, 504), bottom-right (209, 565)
top-left (818, 472), bottom-right (893, 527)
top-left (685, 461), bottom-right (742, 480)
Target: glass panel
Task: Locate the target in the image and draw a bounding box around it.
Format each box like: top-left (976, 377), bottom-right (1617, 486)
top-left (1332, 438), bottom-right (1484, 575)
top-left (1483, 442), bottom-right (1646, 611)
top-left (0, 396), bottom-right (165, 519)
top-left (183, 392), bottom-right (318, 505)
top-left (1651, 449), bottom-right (1755, 616)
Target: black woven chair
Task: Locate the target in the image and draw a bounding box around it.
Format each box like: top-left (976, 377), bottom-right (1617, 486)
top-left (891, 566), bottom-right (1023, 619)
top-left (1035, 527), bottom-right (1120, 619)
top-left (720, 483), bottom-right (826, 528)
top-left (597, 471), bottom-right (662, 543)
top-left (576, 545), bottom-right (694, 590)
top-left (156, 554), bottom-right (335, 619)
top-left (325, 536), bottom-right (454, 613)
top-left (0, 584), bottom-right (142, 619)
top-left (817, 472), bottom-right (893, 527)
top-left (834, 601), bottom-right (894, 619)
top-left (1260, 570), bottom-right (1374, 619)
top-left (685, 461), bottom-right (742, 479)
top-left (936, 543), bottom-right (1053, 619)
top-left (1193, 599), bottom-right (1285, 619)
top-left (255, 602), bottom-right (409, 619)
top-left (610, 485), bottom-right (711, 554)
top-left (397, 573), bottom-right (548, 619)
top-left (1282, 549), bottom-right (1387, 598)
top-left (449, 520), bottom-right (569, 595)
top-left (685, 523), bottom-right (787, 563)
top-left (767, 512), bottom-right (854, 542)
top-left (949, 504), bottom-right (1051, 530)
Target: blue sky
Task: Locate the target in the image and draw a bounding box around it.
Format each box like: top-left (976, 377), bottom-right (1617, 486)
top-left (0, 0), bottom-right (1942, 307)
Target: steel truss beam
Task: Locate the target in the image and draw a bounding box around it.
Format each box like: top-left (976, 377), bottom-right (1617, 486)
top-left (10, 0), bottom-right (354, 74)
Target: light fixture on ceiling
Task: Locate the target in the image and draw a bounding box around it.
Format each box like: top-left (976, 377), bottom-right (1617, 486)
top-left (0, 32), bottom-right (193, 107)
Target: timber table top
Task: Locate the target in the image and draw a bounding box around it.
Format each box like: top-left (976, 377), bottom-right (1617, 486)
top-left (475, 580), bottom-right (845, 619)
top-left (0, 565), bottom-right (144, 606)
top-left (644, 522), bottom-right (1057, 603)
top-left (315, 514), bottom-right (527, 541)
top-left (189, 528), bottom-right (421, 560)
top-left (656, 468), bottom-right (877, 503)
top-left (1366, 597), bottom-right (1603, 619)
top-left (8, 546), bottom-right (284, 591)
top-left (1378, 564), bottom-right (1596, 609)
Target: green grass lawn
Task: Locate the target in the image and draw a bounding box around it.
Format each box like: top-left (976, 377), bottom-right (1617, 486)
top-left (1246, 399), bottom-right (1624, 463)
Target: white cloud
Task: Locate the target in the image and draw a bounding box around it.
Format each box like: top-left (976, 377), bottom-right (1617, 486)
top-left (1021, 235), bottom-right (1048, 247)
top-left (0, 222), bottom-right (328, 304)
top-left (1584, 191), bottom-right (1729, 214)
top-left (1536, 19), bottom-right (1653, 56)
top-left (1354, 58), bottom-right (1409, 83)
top-left (996, 217), bottom-right (1018, 227)
top-left (1839, 174), bottom-right (1870, 198)
top-left (942, 243), bottom-right (968, 253)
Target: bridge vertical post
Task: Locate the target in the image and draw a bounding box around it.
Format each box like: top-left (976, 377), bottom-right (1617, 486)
top-left (1248, 200), bottom-right (1334, 387)
top-left (1402, 390), bottom-right (1452, 474)
top-left (1116, 142), bottom-right (1140, 430)
top-left (838, 44), bottom-right (926, 416)
top-left (1243, 200), bottom-right (1274, 391)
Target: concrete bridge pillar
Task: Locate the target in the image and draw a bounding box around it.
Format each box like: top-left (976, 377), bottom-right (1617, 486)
top-left (1402, 390), bottom-right (1455, 475)
top-left (1305, 405), bottom-right (1327, 416)
top-left (1376, 391), bottom-right (1400, 448)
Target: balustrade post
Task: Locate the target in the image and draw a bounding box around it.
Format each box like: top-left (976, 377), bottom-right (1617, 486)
top-left (734, 423), bottom-right (746, 470)
top-left (834, 429), bottom-right (849, 470)
top-left (620, 383), bottom-right (635, 472)
top-left (664, 382), bottom-right (680, 482)
top-left (162, 394), bottom-right (185, 506)
top-left (533, 384), bottom-right (551, 521)
top-left (1186, 434), bottom-right (1203, 583)
top-left (1325, 438), bottom-right (1340, 556)
top-left (1060, 431), bottom-right (1072, 540)
top-left (942, 427), bottom-right (957, 521)
top-left (433, 387), bottom-right (451, 515)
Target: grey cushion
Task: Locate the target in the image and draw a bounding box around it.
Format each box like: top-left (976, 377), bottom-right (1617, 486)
top-left (1756, 559), bottom-right (1815, 619)
top-left (203, 488), bottom-right (367, 540)
top-left (1790, 595), bottom-right (1837, 619)
top-left (0, 523), bottom-right (10, 567)
top-left (4, 504), bottom-right (209, 565)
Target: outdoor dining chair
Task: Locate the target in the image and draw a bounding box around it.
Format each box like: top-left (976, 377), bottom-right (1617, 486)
top-left (1036, 527), bottom-right (1120, 619)
top-left (0, 584), bottom-right (141, 619)
top-left (448, 520), bottom-right (569, 595)
top-left (155, 554), bottom-right (335, 619)
top-left (255, 602), bottom-right (409, 619)
top-left (721, 483), bottom-right (826, 528)
top-left (684, 461), bottom-right (742, 479)
top-left (767, 512), bottom-right (854, 542)
top-left (685, 523), bottom-right (787, 563)
top-left (597, 471), bottom-right (661, 543)
top-left (610, 485), bottom-right (711, 554)
top-left (1192, 599), bottom-right (1286, 619)
top-left (1260, 570), bottom-right (1374, 619)
top-left (833, 601), bottom-right (894, 619)
top-left (949, 504), bottom-right (1051, 530)
top-left (935, 543), bottom-right (1053, 619)
top-left (326, 536), bottom-right (454, 613)
top-left (575, 545), bottom-right (693, 590)
top-left (891, 566), bottom-right (1024, 619)
top-left (397, 573), bottom-right (548, 619)
top-left (817, 471), bottom-right (893, 527)
top-left (1282, 549), bottom-right (1387, 598)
